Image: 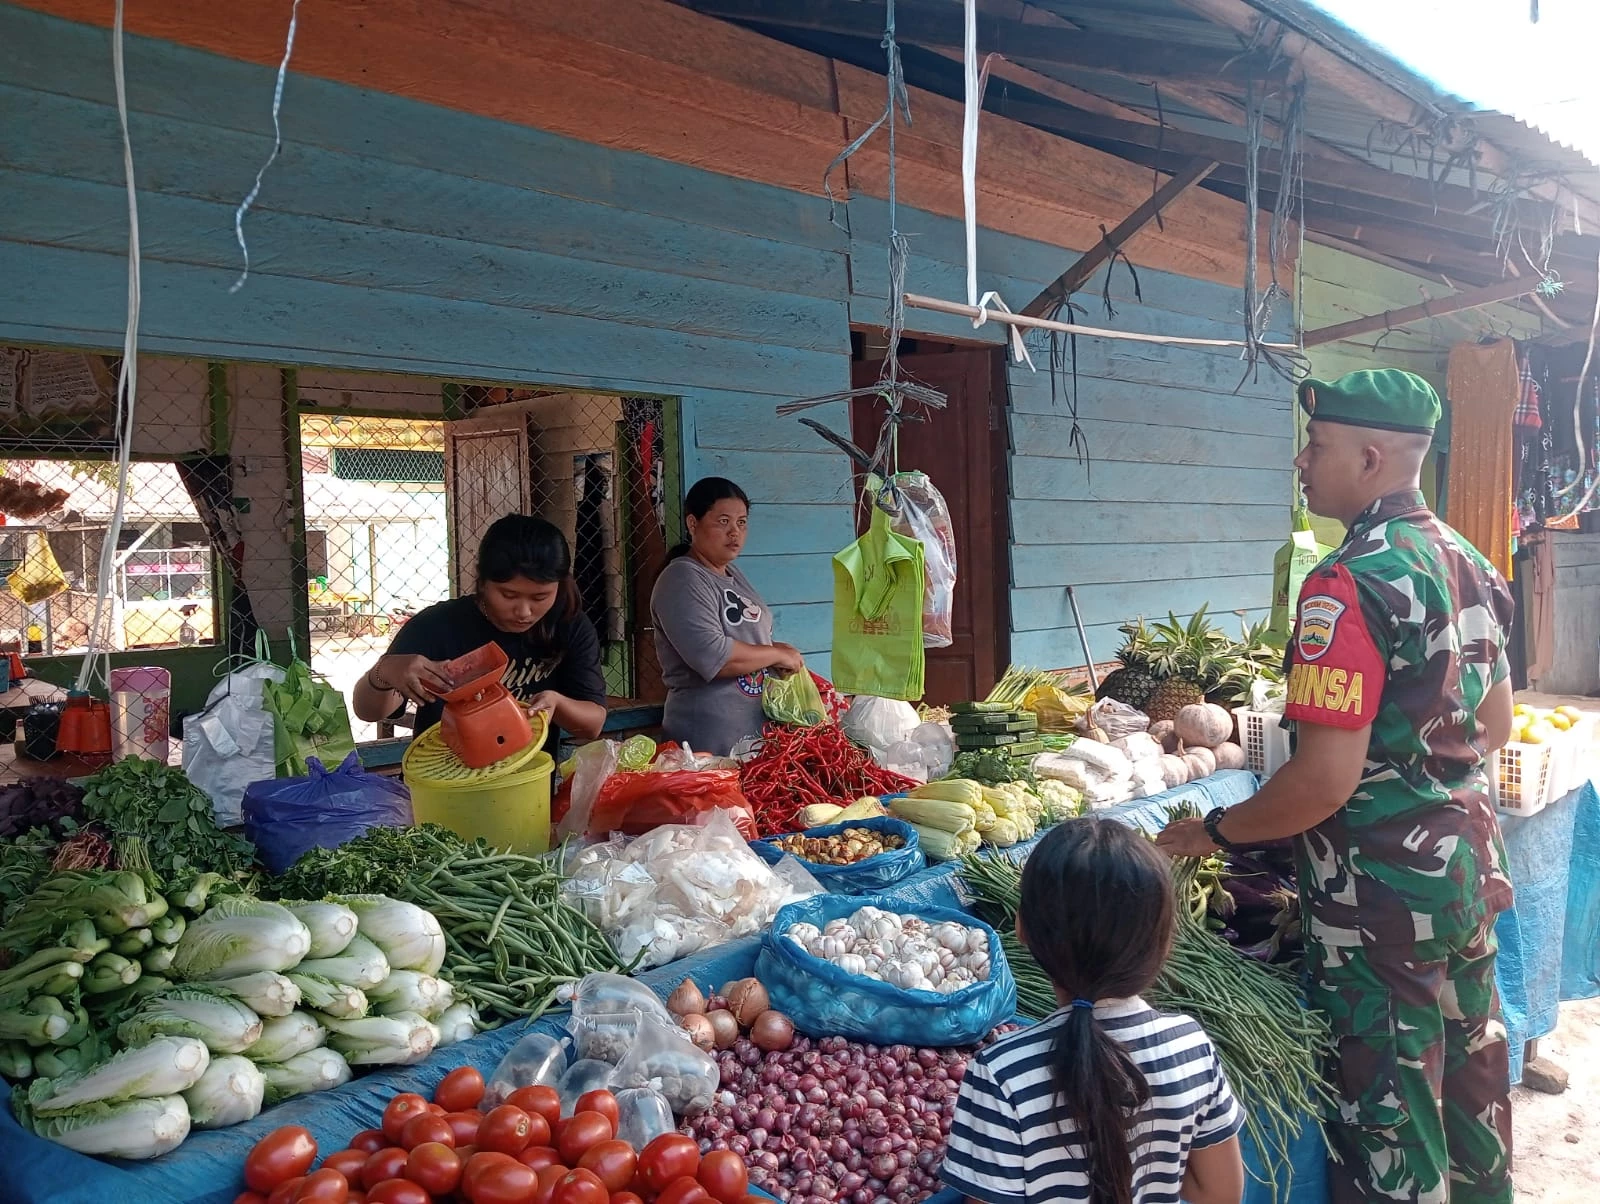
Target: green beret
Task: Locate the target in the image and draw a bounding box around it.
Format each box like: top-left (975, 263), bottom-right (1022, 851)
top-left (1297, 368), bottom-right (1441, 435)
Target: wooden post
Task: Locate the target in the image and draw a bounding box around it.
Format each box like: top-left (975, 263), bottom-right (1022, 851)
top-left (1302, 278), bottom-right (1541, 347)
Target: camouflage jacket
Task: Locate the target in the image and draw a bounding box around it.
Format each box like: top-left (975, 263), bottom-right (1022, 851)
top-left (1283, 489), bottom-right (1515, 948)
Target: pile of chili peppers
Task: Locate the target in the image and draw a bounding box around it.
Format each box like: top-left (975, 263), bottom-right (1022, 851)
top-left (740, 722), bottom-right (918, 834)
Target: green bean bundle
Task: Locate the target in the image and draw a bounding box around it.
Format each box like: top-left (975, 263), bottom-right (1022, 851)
top-left (959, 845), bottom-right (1333, 1204)
top-left (275, 825), bottom-right (622, 1024)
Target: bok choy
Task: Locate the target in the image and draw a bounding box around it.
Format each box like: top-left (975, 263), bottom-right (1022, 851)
top-left (181, 1054), bottom-right (265, 1129)
top-left (321, 1012), bottom-right (436, 1066)
top-left (280, 900), bottom-right (358, 959)
top-left (15, 1094), bottom-right (191, 1160)
top-left (339, 895), bottom-right (446, 974)
top-left (214, 971), bottom-right (301, 1018)
top-left (246, 1012), bottom-right (327, 1063)
top-left (170, 897), bottom-right (311, 981)
top-left (257, 1047), bottom-right (351, 1105)
top-left (293, 933), bottom-right (389, 991)
top-left (289, 972), bottom-right (369, 1020)
top-left (27, 1036), bottom-right (210, 1112)
top-left (116, 987), bottom-right (264, 1054)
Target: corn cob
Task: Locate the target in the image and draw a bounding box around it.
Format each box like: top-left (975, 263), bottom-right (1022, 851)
top-left (909, 779), bottom-right (987, 808)
top-left (889, 797), bottom-right (977, 834)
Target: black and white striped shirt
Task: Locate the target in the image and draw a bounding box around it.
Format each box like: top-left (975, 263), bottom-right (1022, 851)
top-left (941, 998), bottom-right (1243, 1203)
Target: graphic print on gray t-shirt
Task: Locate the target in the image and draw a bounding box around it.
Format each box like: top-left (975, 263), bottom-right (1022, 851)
top-left (651, 557), bottom-right (775, 756)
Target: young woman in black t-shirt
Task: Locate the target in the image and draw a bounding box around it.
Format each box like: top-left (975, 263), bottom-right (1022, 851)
top-left (352, 515), bottom-right (607, 743)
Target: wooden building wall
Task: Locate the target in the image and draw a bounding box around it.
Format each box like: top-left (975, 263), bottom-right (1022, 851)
top-left (1, 0), bottom-right (1295, 680)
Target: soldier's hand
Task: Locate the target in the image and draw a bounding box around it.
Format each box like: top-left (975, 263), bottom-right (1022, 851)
top-left (1153, 818), bottom-right (1219, 859)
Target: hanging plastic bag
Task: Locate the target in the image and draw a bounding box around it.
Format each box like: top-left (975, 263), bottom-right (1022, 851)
top-left (884, 471), bottom-right (957, 648)
top-left (610, 1013), bottom-right (720, 1117)
top-left (749, 816), bottom-right (925, 894)
top-left (762, 667), bottom-right (828, 727)
top-left (262, 647), bottom-right (357, 778)
top-left (7, 532), bottom-right (67, 605)
top-left (1271, 504), bottom-right (1337, 640)
top-left (243, 751), bottom-right (414, 874)
top-left (755, 895), bottom-right (1017, 1048)
top-left (182, 633), bottom-right (285, 826)
top-left (485, 1031), bottom-right (571, 1107)
top-left (832, 505), bottom-right (925, 701)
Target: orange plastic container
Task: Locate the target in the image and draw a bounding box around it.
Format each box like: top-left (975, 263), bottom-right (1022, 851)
top-left (56, 694), bottom-right (113, 760)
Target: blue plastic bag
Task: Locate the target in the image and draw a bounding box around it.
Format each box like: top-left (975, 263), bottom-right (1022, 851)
top-left (754, 894), bottom-right (1017, 1048)
top-left (243, 752), bottom-right (413, 874)
top-left (749, 817), bottom-right (925, 894)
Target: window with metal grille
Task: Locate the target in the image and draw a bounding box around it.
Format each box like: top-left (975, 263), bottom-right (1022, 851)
top-left (332, 448), bottom-right (445, 483)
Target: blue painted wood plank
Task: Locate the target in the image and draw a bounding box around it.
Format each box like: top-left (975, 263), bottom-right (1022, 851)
top-left (1009, 414), bottom-right (1290, 468)
top-left (1012, 609), bottom-right (1271, 668)
top-left (738, 554), bottom-right (835, 607)
top-left (687, 392), bottom-right (852, 454)
top-left (1009, 499), bottom-right (1285, 546)
top-left (847, 294), bottom-right (1007, 346)
top-left (691, 450), bottom-right (855, 506)
top-left (1006, 345), bottom-right (1295, 403)
top-left (726, 504), bottom-right (855, 559)
top-left (0, 86), bottom-right (850, 304)
top-left (1010, 575), bottom-right (1271, 634)
top-left (1010, 456), bottom-right (1292, 506)
top-left (1, 169), bottom-right (849, 355)
top-left (1010, 540), bottom-right (1282, 590)
top-left (1, 7), bottom-right (846, 253)
top-left (1007, 371), bottom-right (1291, 431)
top-left (770, 601), bottom-right (832, 655)
top-left (0, 242), bottom-right (848, 398)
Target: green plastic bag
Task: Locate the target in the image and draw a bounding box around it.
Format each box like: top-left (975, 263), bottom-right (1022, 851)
top-left (261, 645), bottom-right (357, 778)
top-left (831, 505), bottom-right (925, 702)
top-left (763, 668), bottom-right (827, 727)
top-left (1270, 503), bottom-right (1337, 640)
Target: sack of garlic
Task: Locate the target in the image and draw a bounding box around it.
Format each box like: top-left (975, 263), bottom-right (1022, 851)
top-left (749, 815), bottom-right (926, 895)
top-left (753, 896), bottom-right (1017, 1048)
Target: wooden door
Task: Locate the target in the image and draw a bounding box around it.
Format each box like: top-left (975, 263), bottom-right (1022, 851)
top-left (444, 412), bottom-right (532, 597)
top-left (850, 346), bottom-right (1010, 704)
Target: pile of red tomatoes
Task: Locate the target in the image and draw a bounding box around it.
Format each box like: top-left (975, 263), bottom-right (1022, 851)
top-left (234, 1068), bottom-right (766, 1204)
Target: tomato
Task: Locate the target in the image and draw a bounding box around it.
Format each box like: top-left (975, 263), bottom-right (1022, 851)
top-left (400, 1113), bottom-right (456, 1151)
top-left (323, 1150), bottom-right (371, 1182)
top-left (609, 1194), bottom-right (645, 1204)
top-left (362, 1149), bottom-right (412, 1192)
top-left (524, 1112), bottom-right (552, 1150)
top-left (552, 1168), bottom-right (609, 1204)
top-left (266, 1179), bottom-right (306, 1204)
top-left (365, 1182), bottom-right (432, 1204)
top-left (433, 1066), bottom-right (486, 1113)
top-left (294, 1169), bottom-right (351, 1204)
top-left (694, 1151), bottom-right (747, 1204)
top-left (573, 1091), bottom-right (619, 1132)
top-left (636, 1135), bottom-right (700, 1195)
top-left (348, 1194), bottom-right (365, 1204)
top-left (477, 1105), bottom-right (534, 1156)
top-left (457, 1145), bottom-right (479, 1163)
top-left (426, 1104), bottom-right (446, 1117)
top-left (654, 1177), bottom-right (711, 1204)
top-left (444, 1111), bottom-right (484, 1145)
top-left (467, 1158), bottom-right (539, 1204)
top-left (531, 1165), bottom-right (568, 1204)
top-left (247, 1127), bottom-right (320, 1194)
top-left (577, 1141), bottom-right (636, 1194)
top-left (517, 1147), bottom-right (563, 1173)
top-left (461, 1152), bottom-right (521, 1202)
top-left (235, 1194), bottom-right (270, 1204)
top-left (557, 1112), bottom-right (613, 1166)
top-left (383, 1095), bottom-right (433, 1144)
top-left (404, 1142), bottom-right (462, 1197)
top-left (349, 1130), bottom-right (389, 1155)
top-left (505, 1086), bottom-right (561, 1128)
top-left (737, 1197), bottom-right (770, 1204)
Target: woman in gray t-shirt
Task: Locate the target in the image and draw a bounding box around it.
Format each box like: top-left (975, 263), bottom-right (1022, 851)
top-left (650, 478), bottom-right (804, 756)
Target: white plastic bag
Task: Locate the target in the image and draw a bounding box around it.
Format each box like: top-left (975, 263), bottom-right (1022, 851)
top-left (182, 661), bottom-right (285, 827)
top-left (879, 721), bottom-right (956, 783)
top-left (841, 695), bottom-right (919, 756)
top-left (884, 472), bottom-right (957, 649)
top-left (555, 739), bottom-right (621, 841)
top-left (1077, 698), bottom-right (1150, 741)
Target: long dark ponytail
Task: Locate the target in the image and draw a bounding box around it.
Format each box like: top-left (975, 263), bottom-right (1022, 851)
top-left (668, 477), bottom-right (751, 562)
top-left (1018, 819), bottom-right (1176, 1204)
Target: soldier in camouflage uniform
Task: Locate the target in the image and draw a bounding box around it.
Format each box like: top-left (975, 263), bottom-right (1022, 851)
top-left (1158, 368), bottom-right (1515, 1202)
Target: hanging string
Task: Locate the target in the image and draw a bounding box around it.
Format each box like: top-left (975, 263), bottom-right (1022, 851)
top-left (79, 0), bottom-right (144, 695)
top-left (1239, 75), bottom-right (1309, 386)
top-left (230, 0), bottom-right (302, 294)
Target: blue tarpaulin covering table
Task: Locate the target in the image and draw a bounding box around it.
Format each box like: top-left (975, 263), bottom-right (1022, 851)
top-left (2, 769), bottom-right (1592, 1204)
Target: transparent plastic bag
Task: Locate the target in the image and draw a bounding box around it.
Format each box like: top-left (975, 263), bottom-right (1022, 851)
top-left (1077, 697), bottom-right (1150, 741)
top-left (885, 471), bottom-right (956, 648)
top-left (615, 1086), bottom-right (676, 1148)
top-left (568, 972), bottom-right (675, 1064)
top-left (762, 668), bottom-right (827, 727)
top-left (610, 1014), bottom-right (720, 1117)
top-left (555, 739), bottom-right (621, 841)
top-left (878, 720), bottom-right (956, 783)
top-left (485, 1031), bottom-right (570, 1107)
top-left (557, 1058), bottom-right (619, 1113)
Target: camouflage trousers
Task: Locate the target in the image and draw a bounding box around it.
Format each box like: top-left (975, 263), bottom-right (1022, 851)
top-left (1306, 916), bottom-right (1513, 1204)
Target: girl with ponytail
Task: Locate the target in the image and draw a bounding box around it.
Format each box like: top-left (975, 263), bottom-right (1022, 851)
top-left (941, 818), bottom-right (1245, 1204)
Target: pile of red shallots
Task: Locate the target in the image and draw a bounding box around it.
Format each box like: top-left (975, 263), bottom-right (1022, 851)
top-left (684, 1031), bottom-right (1001, 1204)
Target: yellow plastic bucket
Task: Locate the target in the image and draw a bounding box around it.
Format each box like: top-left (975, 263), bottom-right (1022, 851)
top-left (403, 728), bottom-right (555, 854)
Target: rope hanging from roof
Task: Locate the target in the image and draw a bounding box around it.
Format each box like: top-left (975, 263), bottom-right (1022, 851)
top-left (1239, 70), bottom-right (1309, 385)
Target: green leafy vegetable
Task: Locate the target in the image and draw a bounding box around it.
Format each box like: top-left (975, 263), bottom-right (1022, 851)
top-left (13, 1093), bottom-right (191, 1159)
top-left (170, 897), bottom-right (312, 981)
top-left (80, 759), bottom-right (255, 883)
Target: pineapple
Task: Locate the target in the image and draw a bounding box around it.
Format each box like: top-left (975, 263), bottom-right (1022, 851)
top-left (1096, 619), bottom-right (1160, 709)
top-left (1143, 609), bottom-right (1224, 723)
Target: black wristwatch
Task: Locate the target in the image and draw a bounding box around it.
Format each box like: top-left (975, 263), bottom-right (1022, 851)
top-left (1202, 807), bottom-right (1240, 853)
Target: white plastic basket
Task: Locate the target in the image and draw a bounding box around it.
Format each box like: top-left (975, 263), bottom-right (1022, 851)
top-left (1233, 708), bottom-right (1291, 778)
top-left (1492, 717), bottom-right (1595, 817)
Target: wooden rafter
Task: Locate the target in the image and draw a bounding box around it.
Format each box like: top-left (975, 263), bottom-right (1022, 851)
top-left (1302, 277), bottom-right (1542, 347)
top-left (1023, 159), bottom-right (1220, 316)
top-left (682, 0), bottom-right (1287, 86)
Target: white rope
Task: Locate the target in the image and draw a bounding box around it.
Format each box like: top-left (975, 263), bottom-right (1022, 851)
top-left (230, 0), bottom-right (302, 294)
top-left (78, 0), bottom-right (143, 694)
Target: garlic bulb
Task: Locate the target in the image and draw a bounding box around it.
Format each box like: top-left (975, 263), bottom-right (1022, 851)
top-left (789, 908), bottom-right (992, 989)
top-left (831, 953), bottom-right (868, 976)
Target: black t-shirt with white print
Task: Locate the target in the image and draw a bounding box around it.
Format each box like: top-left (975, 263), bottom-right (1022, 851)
top-left (385, 596), bottom-right (607, 744)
